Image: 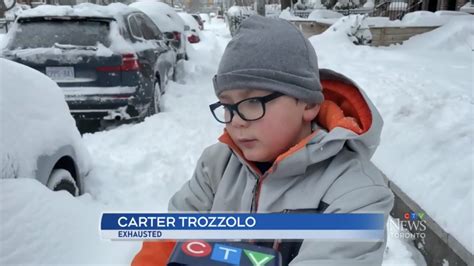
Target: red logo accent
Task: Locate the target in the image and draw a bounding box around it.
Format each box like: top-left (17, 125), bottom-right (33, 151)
top-left (403, 212), bottom-right (410, 220)
top-left (181, 240), bottom-right (212, 257)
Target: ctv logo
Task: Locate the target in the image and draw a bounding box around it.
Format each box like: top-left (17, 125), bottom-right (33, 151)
top-left (403, 212), bottom-right (425, 221)
top-left (181, 240), bottom-right (275, 266)
top-left (389, 211), bottom-right (427, 240)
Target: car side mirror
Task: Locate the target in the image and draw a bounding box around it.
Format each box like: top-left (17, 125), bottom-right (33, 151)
top-left (184, 25), bottom-right (190, 31)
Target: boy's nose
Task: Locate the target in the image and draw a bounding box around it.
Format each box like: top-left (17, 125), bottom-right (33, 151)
top-left (230, 112), bottom-right (249, 128)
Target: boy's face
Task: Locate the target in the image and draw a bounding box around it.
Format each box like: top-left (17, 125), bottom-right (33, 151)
top-left (218, 89), bottom-right (320, 162)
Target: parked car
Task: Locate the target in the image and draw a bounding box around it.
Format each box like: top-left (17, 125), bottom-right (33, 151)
top-left (130, 1), bottom-right (188, 61)
top-left (0, 58), bottom-right (92, 196)
top-left (199, 13), bottom-right (210, 24)
top-left (178, 12), bottom-right (201, 43)
top-left (191, 13), bottom-right (204, 30)
top-left (1, 3), bottom-right (176, 126)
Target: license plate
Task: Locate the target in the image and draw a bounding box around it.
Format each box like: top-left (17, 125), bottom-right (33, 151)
top-left (45, 67), bottom-right (75, 81)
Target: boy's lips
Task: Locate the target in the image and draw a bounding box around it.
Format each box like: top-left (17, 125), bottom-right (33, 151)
top-left (237, 138), bottom-right (258, 148)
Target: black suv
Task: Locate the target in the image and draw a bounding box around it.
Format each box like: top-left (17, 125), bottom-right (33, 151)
top-left (2, 4), bottom-right (176, 126)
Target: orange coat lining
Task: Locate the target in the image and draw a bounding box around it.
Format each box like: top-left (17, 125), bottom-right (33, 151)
top-left (317, 80), bottom-right (372, 135)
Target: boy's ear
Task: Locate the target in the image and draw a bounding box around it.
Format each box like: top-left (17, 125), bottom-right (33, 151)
top-left (303, 103), bottom-right (320, 122)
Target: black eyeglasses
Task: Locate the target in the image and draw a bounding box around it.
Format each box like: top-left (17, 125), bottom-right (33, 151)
top-left (209, 92), bottom-right (283, 124)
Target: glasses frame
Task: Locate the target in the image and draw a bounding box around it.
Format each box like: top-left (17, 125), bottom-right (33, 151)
top-left (209, 92), bottom-right (283, 124)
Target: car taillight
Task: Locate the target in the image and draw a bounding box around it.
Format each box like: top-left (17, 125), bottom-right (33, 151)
top-left (173, 31), bottom-right (181, 41)
top-left (188, 35), bottom-right (200, 44)
top-left (96, 53), bottom-right (140, 72)
top-left (121, 53), bottom-right (140, 71)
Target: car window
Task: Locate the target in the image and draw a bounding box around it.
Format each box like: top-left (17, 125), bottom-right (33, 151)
top-left (128, 15), bottom-right (143, 40)
top-left (142, 15), bottom-right (164, 40)
top-left (136, 14), bottom-right (162, 41)
top-left (9, 19), bottom-right (111, 49)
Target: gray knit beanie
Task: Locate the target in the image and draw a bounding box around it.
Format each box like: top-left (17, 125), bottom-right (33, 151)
top-left (213, 15), bottom-right (324, 104)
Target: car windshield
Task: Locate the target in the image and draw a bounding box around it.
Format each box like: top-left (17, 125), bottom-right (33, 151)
top-left (9, 19), bottom-right (111, 50)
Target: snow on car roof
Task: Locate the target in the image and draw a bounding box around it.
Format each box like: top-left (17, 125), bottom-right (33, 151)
top-left (130, 1), bottom-right (185, 33)
top-left (178, 12), bottom-right (200, 33)
top-left (18, 3), bottom-right (137, 19)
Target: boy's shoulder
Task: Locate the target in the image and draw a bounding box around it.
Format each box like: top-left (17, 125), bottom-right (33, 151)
top-left (319, 147), bottom-right (392, 209)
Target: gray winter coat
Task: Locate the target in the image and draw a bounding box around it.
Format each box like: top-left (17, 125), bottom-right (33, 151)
top-left (169, 69), bottom-right (394, 266)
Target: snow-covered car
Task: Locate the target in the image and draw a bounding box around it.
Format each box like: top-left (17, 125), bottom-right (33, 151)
top-left (130, 1), bottom-right (188, 61)
top-left (178, 12), bottom-right (201, 43)
top-left (199, 13), bottom-right (210, 24)
top-left (1, 3), bottom-right (176, 125)
top-left (191, 13), bottom-right (204, 30)
top-left (0, 58), bottom-right (92, 196)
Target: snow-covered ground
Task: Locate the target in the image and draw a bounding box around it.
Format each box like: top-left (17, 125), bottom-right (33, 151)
top-left (1, 15), bottom-right (471, 265)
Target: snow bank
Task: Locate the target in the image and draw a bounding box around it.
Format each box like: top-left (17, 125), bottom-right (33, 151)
top-left (309, 16), bottom-right (473, 252)
top-left (402, 10), bottom-right (472, 26)
top-left (401, 17), bottom-right (473, 52)
top-left (0, 178), bottom-right (139, 265)
top-left (308, 9), bottom-right (343, 20)
top-left (315, 15), bottom-right (372, 45)
top-left (0, 58), bottom-right (91, 180)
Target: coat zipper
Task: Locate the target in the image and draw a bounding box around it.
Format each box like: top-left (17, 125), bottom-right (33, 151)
top-left (251, 172), bottom-right (270, 213)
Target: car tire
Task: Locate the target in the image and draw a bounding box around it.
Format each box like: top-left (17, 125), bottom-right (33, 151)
top-left (147, 82), bottom-right (162, 115)
top-left (47, 169), bottom-right (79, 196)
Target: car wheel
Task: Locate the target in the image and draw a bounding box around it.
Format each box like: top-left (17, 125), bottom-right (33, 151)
top-left (47, 169), bottom-right (79, 196)
top-left (147, 82), bottom-right (162, 115)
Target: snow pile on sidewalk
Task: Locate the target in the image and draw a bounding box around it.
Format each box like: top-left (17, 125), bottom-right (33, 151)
top-left (310, 15), bottom-right (473, 252)
top-left (0, 178), bottom-right (140, 264)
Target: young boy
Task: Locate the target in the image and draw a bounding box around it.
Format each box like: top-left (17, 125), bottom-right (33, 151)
top-left (133, 15), bottom-right (393, 266)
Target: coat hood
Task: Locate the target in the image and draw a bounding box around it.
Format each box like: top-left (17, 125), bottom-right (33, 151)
top-left (314, 68), bottom-right (383, 159)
